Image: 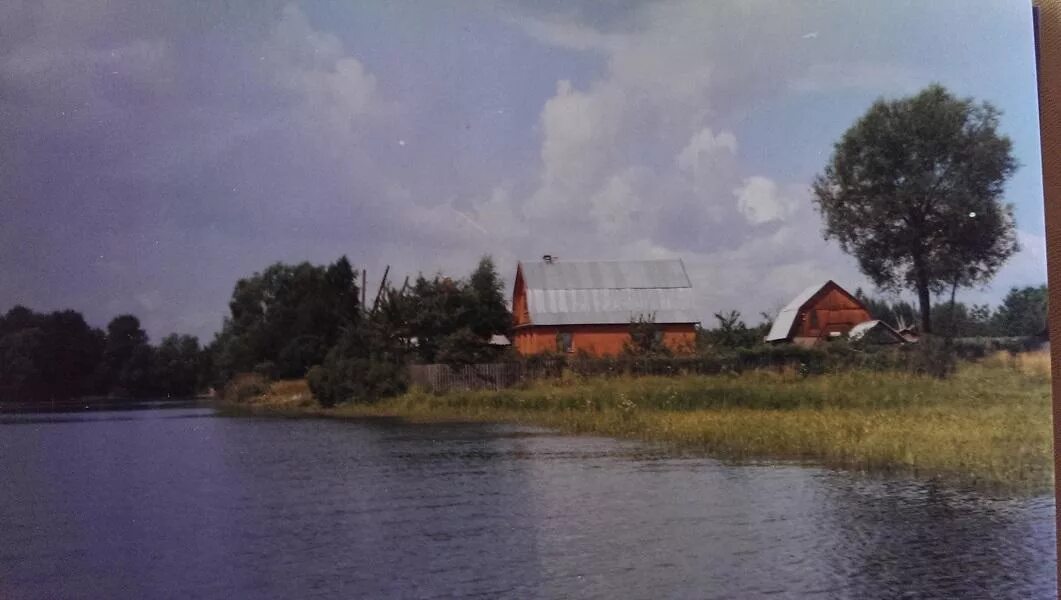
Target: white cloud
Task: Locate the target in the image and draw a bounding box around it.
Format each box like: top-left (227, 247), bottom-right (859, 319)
top-left (268, 4), bottom-right (379, 133)
top-left (733, 176), bottom-right (795, 225)
top-left (589, 169), bottom-right (648, 235)
top-left (677, 128), bottom-right (737, 173)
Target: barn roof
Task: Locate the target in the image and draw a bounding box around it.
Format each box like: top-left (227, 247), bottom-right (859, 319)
top-left (518, 259), bottom-right (699, 326)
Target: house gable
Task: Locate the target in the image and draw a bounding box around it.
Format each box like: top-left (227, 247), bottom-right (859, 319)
top-left (766, 280), bottom-right (872, 342)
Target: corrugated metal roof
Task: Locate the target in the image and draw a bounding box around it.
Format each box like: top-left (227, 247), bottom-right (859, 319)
top-left (848, 319), bottom-right (903, 342)
top-left (519, 259), bottom-right (699, 326)
top-left (765, 281), bottom-right (831, 342)
top-left (520, 259), bottom-right (691, 290)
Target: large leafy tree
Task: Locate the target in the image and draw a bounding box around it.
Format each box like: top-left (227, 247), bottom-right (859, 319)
top-left (405, 256), bottom-right (513, 365)
top-left (104, 315), bottom-right (154, 396)
top-left (993, 285), bottom-right (1048, 337)
top-left (211, 256), bottom-right (360, 380)
top-left (154, 334), bottom-right (203, 397)
top-left (812, 84), bottom-right (1018, 333)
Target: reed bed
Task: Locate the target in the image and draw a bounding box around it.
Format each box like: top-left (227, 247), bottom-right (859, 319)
top-left (235, 354), bottom-right (1054, 494)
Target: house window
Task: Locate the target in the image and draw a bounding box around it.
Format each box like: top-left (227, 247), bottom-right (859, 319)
top-left (653, 331), bottom-right (664, 345)
top-left (558, 332), bottom-right (573, 353)
top-left (809, 311), bottom-right (819, 329)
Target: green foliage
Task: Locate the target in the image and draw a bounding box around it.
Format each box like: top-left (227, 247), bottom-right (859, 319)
top-left (405, 255), bottom-right (512, 364)
top-left (856, 285), bottom-right (1048, 339)
top-left (152, 334), bottom-right (203, 400)
top-left (813, 84), bottom-right (1019, 333)
top-left (0, 306), bottom-right (108, 402)
top-left (0, 306), bottom-right (206, 401)
top-left (854, 288), bottom-right (918, 331)
top-left (308, 313), bottom-right (410, 406)
top-left (437, 327), bottom-right (496, 365)
top-left (697, 310), bottom-right (771, 350)
top-left (993, 285), bottom-right (1047, 337)
top-left (211, 256), bottom-right (360, 381)
top-left (467, 256), bottom-right (512, 339)
top-left (214, 254), bottom-right (510, 406)
top-left (624, 314), bottom-right (670, 357)
top-left (932, 301), bottom-right (994, 338)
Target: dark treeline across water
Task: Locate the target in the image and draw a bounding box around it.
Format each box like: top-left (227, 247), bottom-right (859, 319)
top-left (0, 308), bottom-right (204, 403)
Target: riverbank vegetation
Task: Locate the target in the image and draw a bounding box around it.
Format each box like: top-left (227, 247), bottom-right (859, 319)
top-left (227, 353), bottom-right (1051, 494)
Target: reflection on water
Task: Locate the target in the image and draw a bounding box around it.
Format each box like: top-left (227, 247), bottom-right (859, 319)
top-left (0, 408), bottom-right (1054, 599)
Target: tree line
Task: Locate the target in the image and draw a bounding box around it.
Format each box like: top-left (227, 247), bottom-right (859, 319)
top-left (855, 285), bottom-right (1047, 339)
top-left (0, 307), bottom-right (205, 402)
top-left (0, 255), bottom-right (513, 405)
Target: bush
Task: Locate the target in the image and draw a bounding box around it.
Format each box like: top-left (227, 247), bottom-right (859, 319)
top-left (308, 356), bottom-right (408, 407)
top-left (505, 338), bottom-right (961, 381)
top-left (907, 335), bottom-right (957, 378)
top-left (221, 373), bottom-right (269, 403)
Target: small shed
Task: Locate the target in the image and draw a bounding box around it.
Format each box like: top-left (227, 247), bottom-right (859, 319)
top-left (848, 320), bottom-right (906, 345)
top-left (511, 257), bottom-right (700, 356)
top-left (765, 280), bottom-right (872, 346)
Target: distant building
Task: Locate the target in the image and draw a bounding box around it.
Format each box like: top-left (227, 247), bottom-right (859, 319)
top-left (511, 256), bottom-right (699, 356)
top-left (765, 280), bottom-right (872, 346)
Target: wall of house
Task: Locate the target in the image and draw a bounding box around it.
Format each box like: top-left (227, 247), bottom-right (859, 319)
top-left (792, 287), bottom-right (871, 339)
top-left (513, 324), bottom-right (697, 356)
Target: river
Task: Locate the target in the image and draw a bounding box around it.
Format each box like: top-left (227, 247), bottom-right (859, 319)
top-left (0, 404), bottom-right (1055, 599)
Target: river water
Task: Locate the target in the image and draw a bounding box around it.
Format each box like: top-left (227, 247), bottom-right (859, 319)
top-left (0, 405), bottom-right (1054, 599)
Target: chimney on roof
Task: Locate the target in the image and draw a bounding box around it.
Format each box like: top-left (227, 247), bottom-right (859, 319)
top-left (542, 254), bottom-right (555, 264)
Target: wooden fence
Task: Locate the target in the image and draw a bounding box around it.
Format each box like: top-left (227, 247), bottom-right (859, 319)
top-left (407, 363), bottom-right (534, 393)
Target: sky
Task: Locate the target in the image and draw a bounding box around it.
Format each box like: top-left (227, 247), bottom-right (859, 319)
top-left (0, 0), bottom-right (1046, 342)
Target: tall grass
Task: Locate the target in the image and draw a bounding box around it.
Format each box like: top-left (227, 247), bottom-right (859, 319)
top-left (233, 353), bottom-right (1054, 494)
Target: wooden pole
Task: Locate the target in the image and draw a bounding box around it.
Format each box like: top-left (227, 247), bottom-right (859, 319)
top-left (1032, 2), bottom-right (1061, 595)
top-left (372, 265), bottom-right (390, 314)
top-left (361, 269), bottom-right (367, 314)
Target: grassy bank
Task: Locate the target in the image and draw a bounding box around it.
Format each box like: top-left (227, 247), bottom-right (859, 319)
top-left (226, 352), bottom-right (1053, 494)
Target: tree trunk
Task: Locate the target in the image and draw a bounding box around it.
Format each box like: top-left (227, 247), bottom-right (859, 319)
top-left (915, 268), bottom-right (932, 334)
top-left (946, 279), bottom-right (958, 343)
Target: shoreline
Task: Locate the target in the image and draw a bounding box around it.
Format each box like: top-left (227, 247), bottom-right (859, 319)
top-left (221, 353), bottom-right (1053, 495)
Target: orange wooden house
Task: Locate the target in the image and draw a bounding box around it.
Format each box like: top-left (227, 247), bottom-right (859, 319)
top-left (511, 257), bottom-right (699, 356)
top-left (765, 280), bottom-right (872, 346)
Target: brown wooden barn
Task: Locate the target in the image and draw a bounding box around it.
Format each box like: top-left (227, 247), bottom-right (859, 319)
top-left (765, 280), bottom-right (872, 346)
top-left (511, 257), bottom-right (699, 356)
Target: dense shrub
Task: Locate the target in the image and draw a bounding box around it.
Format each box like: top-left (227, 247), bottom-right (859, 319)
top-left (307, 356), bottom-right (408, 407)
top-left (221, 373), bottom-right (269, 403)
top-left (500, 338), bottom-right (963, 381)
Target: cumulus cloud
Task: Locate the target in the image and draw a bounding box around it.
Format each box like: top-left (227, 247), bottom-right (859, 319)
top-left (677, 128), bottom-right (737, 173)
top-left (499, 1), bottom-right (890, 322)
top-left (733, 176), bottom-right (796, 225)
top-left (268, 5), bottom-right (379, 132)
